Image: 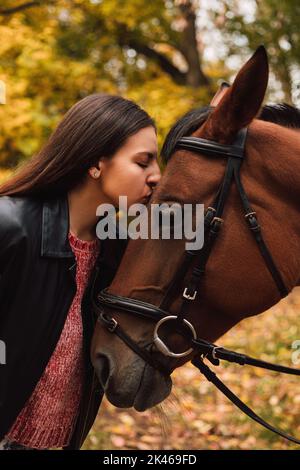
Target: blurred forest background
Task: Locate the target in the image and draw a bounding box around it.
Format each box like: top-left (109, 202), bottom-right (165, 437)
top-left (1, 0), bottom-right (300, 450)
top-left (1, 0), bottom-right (300, 169)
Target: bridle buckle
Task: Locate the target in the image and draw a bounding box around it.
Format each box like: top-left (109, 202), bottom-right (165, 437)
top-left (108, 317), bottom-right (118, 333)
top-left (212, 346), bottom-right (222, 360)
top-left (99, 311), bottom-right (119, 333)
top-left (211, 216), bottom-right (224, 226)
top-left (245, 211), bottom-right (261, 232)
top-left (183, 287), bottom-right (197, 300)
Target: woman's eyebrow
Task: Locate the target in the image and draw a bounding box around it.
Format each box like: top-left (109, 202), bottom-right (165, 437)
top-left (134, 151), bottom-right (158, 159)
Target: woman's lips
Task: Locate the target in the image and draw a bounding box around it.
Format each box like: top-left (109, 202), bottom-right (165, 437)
top-left (141, 193), bottom-right (152, 203)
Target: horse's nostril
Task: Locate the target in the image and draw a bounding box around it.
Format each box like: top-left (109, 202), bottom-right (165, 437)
top-left (95, 354), bottom-right (110, 389)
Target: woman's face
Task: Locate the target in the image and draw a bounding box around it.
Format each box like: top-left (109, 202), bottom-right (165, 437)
top-left (98, 126), bottom-right (161, 207)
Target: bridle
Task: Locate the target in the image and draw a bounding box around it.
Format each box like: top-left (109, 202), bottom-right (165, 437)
top-left (95, 127), bottom-right (300, 445)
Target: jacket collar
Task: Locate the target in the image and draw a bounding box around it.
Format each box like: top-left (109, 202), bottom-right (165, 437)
top-left (41, 197), bottom-right (74, 258)
top-left (40, 196), bottom-right (124, 262)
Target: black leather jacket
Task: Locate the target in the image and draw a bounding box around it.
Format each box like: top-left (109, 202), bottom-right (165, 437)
top-left (0, 195), bottom-right (127, 449)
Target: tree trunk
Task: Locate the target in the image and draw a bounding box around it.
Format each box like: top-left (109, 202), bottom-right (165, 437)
top-left (178, 0), bottom-right (210, 87)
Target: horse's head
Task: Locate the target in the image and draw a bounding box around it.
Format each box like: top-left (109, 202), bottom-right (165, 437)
top-left (91, 46), bottom-right (300, 411)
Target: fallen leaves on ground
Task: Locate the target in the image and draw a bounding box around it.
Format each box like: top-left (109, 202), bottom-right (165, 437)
top-left (85, 290), bottom-right (300, 450)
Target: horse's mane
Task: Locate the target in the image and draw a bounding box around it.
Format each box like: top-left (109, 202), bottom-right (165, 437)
top-left (259, 103), bottom-right (300, 128)
top-left (161, 103), bottom-right (300, 163)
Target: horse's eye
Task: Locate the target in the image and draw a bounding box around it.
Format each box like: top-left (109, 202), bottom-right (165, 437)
top-left (157, 205), bottom-right (183, 237)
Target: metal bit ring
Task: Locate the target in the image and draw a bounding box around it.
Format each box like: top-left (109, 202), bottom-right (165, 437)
top-left (153, 315), bottom-right (197, 358)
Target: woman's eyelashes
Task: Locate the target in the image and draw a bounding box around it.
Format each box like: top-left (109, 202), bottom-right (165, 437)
top-left (137, 162), bottom-right (149, 168)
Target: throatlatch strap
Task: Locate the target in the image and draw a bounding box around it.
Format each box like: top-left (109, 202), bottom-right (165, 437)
top-left (233, 161), bottom-right (288, 297)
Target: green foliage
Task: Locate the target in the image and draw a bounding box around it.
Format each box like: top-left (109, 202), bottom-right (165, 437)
top-left (218, 0), bottom-right (300, 103)
top-left (0, 0), bottom-right (213, 167)
top-left (1, 0), bottom-right (297, 168)
top-left (126, 75), bottom-right (210, 152)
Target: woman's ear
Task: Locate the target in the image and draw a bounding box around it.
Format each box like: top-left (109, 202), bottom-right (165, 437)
top-left (89, 162), bottom-right (102, 179)
top-left (197, 46), bottom-right (269, 143)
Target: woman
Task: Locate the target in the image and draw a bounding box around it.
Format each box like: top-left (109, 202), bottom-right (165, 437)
top-left (0, 94), bottom-right (161, 450)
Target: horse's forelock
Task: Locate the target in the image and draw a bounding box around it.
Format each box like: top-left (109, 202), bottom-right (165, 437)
top-left (160, 106), bottom-right (212, 163)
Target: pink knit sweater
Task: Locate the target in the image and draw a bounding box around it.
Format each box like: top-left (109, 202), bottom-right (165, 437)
top-left (7, 232), bottom-right (100, 449)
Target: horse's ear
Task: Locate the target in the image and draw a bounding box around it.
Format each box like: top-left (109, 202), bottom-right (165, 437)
top-left (210, 82), bottom-right (230, 107)
top-left (199, 46), bottom-right (269, 143)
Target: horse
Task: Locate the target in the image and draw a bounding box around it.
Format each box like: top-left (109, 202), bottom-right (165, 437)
top-left (91, 46), bottom-right (300, 442)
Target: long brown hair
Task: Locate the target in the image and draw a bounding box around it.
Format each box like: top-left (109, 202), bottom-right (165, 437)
top-left (0, 94), bottom-right (155, 198)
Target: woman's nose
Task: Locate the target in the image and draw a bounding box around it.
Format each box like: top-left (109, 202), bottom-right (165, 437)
top-left (147, 162), bottom-right (161, 186)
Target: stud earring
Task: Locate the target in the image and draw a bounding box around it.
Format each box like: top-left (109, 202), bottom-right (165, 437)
top-left (93, 170), bottom-right (100, 178)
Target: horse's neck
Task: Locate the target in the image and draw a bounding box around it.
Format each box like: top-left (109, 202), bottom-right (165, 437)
top-left (248, 121), bottom-right (300, 205)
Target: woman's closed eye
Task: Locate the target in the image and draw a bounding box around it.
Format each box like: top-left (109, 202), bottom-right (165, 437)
top-left (137, 162), bottom-right (149, 168)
